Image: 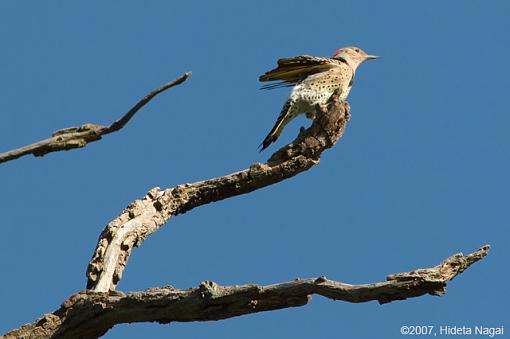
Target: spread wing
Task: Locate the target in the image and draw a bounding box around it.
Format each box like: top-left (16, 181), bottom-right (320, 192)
top-left (259, 55), bottom-right (344, 90)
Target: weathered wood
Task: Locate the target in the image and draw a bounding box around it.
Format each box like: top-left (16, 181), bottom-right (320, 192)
top-left (86, 91), bottom-right (350, 292)
top-left (4, 245), bottom-right (489, 339)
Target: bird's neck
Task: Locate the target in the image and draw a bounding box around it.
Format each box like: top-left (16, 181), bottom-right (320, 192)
top-left (345, 59), bottom-right (362, 73)
top-left (334, 56), bottom-right (359, 74)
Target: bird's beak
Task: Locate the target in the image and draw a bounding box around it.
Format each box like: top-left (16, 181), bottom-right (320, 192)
top-left (365, 55), bottom-right (380, 60)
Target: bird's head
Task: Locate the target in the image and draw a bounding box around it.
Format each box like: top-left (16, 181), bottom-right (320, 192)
top-left (333, 46), bottom-right (379, 71)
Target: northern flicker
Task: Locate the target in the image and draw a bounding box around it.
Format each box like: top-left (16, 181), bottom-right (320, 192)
top-left (259, 46), bottom-right (379, 151)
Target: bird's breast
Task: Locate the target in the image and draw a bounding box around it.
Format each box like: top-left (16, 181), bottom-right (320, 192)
top-left (296, 69), bottom-right (352, 101)
top-left (292, 82), bottom-right (345, 105)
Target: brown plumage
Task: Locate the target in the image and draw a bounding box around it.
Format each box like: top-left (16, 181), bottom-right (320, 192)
top-left (259, 47), bottom-right (379, 151)
top-left (259, 55), bottom-right (342, 85)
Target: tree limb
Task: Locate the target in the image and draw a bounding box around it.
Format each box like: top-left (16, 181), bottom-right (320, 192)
top-left (0, 72), bottom-right (191, 164)
top-left (1, 86), bottom-right (492, 338)
top-left (86, 92), bottom-right (351, 292)
top-left (3, 245), bottom-right (490, 339)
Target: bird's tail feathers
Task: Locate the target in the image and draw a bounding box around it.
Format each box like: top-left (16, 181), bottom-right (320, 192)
top-left (259, 101), bottom-right (292, 152)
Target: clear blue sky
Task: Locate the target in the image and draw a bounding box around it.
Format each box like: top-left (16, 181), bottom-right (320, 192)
top-left (1, 1), bottom-right (508, 338)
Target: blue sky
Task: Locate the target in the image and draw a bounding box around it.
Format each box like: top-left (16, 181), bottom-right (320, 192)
top-left (1, 1), bottom-right (508, 338)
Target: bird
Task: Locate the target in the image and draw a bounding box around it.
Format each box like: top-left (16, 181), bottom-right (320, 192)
top-left (259, 46), bottom-right (379, 151)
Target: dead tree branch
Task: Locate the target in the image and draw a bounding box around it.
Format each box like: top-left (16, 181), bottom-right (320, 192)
top-left (1, 85), bottom-right (491, 338)
top-left (0, 72), bottom-right (191, 164)
top-left (86, 91), bottom-right (350, 292)
top-left (3, 245), bottom-right (490, 339)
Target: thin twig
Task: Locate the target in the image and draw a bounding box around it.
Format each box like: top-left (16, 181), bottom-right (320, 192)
top-left (107, 72), bottom-right (191, 133)
top-left (0, 72), bottom-right (191, 164)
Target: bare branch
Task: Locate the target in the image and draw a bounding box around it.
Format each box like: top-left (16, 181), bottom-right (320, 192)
top-left (0, 72), bottom-right (191, 164)
top-left (106, 72), bottom-right (191, 132)
top-left (86, 91), bottom-right (350, 292)
top-left (4, 245), bottom-right (490, 339)
top-left (1, 84), bottom-right (491, 338)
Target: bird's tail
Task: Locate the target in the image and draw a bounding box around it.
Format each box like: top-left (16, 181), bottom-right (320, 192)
top-left (260, 100), bottom-right (292, 152)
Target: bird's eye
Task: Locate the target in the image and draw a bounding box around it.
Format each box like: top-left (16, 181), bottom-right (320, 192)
top-left (354, 48), bottom-right (360, 53)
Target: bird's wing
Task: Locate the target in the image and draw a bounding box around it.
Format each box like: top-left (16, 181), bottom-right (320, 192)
top-left (259, 55), bottom-right (342, 89)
